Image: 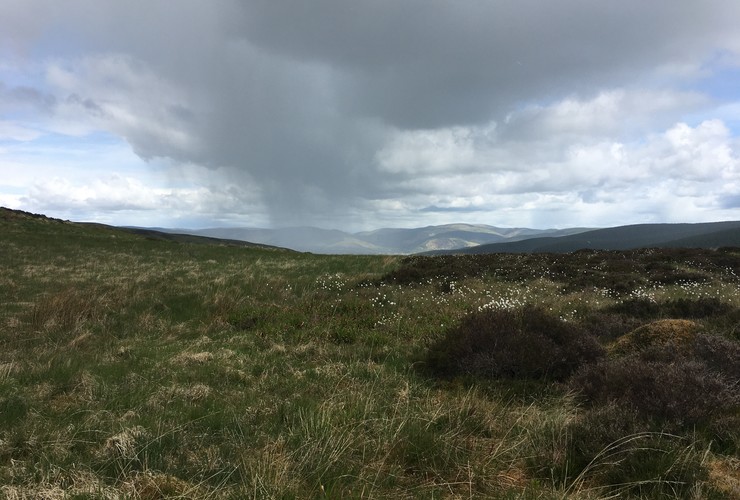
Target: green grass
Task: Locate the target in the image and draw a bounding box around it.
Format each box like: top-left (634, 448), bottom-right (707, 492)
top-left (1, 208), bottom-right (738, 498)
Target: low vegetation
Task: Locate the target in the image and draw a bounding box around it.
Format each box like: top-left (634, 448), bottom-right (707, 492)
top-left (1, 208), bottom-right (738, 498)
top-left (425, 306), bottom-right (605, 381)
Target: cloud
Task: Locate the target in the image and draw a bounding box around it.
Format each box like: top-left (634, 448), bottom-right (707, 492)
top-left (13, 171), bottom-right (268, 228)
top-left (0, 130), bottom-right (269, 227)
top-left (501, 89), bottom-right (710, 142)
top-left (236, 1), bottom-right (740, 127)
top-left (0, 121), bottom-right (42, 141)
top-left (720, 193), bottom-right (740, 208)
top-left (376, 125), bottom-right (494, 175)
top-left (374, 115), bottom-right (739, 225)
top-left (653, 120), bottom-right (736, 180)
top-left (0, 83), bottom-right (56, 114)
top-left (1, 1), bottom-right (739, 229)
top-left (45, 55), bottom-right (202, 153)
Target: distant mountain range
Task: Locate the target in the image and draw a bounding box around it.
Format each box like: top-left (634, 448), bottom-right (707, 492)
top-left (159, 224), bottom-right (593, 254)
top-left (426, 221), bottom-right (740, 255)
top-left (157, 221), bottom-right (740, 254)
top-left (3, 207), bottom-right (738, 254)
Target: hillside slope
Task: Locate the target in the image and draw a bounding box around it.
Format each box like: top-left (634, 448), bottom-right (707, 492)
top-left (431, 221), bottom-right (740, 254)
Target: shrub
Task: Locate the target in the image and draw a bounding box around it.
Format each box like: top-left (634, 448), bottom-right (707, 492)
top-left (665, 297), bottom-right (734, 318)
top-left (578, 312), bottom-right (644, 343)
top-left (559, 271), bottom-right (644, 296)
top-left (705, 307), bottom-right (740, 340)
top-left (691, 333), bottom-right (740, 379)
top-left (425, 307), bottom-right (604, 381)
top-left (604, 298), bottom-right (661, 319)
top-left (570, 349), bottom-right (738, 428)
top-left (526, 401), bottom-right (640, 489)
top-left (605, 297), bottom-right (735, 320)
top-left (0, 392), bottom-right (29, 427)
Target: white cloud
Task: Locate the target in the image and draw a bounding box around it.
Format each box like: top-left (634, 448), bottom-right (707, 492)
top-left (0, 121), bottom-right (42, 141)
top-left (503, 89), bottom-right (709, 142)
top-left (376, 126), bottom-right (487, 174)
top-left (15, 172), bottom-right (268, 228)
top-left (0, 133), bottom-right (269, 228)
top-left (45, 54), bottom-right (202, 157)
top-left (372, 92), bottom-right (740, 227)
top-left (656, 120), bottom-right (736, 180)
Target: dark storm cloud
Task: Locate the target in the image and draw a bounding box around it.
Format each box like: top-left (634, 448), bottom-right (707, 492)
top-left (0, 83), bottom-right (57, 114)
top-left (191, 0), bottom-right (739, 225)
top-left (2, 0), bottom-right (740, 228)
top-left (236, 0), bottom-right (739, 128)
top-left (64, 94), bottom-right (104, 116)
top-left (720, 193), bottom-right (740, 209)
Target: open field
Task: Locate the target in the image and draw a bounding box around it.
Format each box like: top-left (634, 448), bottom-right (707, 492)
top-left (1, 208), bottom-right (739, 498)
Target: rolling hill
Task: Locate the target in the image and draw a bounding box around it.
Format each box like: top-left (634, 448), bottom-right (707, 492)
top-left (429, 221), bottom-right (740, 254)
top-left (172, 224), bottom-right (592, 254)
top-left (6, 207), bottom-right (737, 255)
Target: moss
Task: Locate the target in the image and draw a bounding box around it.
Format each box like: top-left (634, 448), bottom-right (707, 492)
top-left (609, 319), bottom-right (701, 357)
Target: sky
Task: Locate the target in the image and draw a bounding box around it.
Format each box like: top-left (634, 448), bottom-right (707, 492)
top-left (1, 0), bottom-right (739, 232)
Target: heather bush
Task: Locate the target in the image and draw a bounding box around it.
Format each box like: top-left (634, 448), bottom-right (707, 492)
top-left (570, 348), bottom-right (738, 428)
top-left (549, 252), bottom-right (646, 295)
top-left (705, 307), bottom-right (740, 340)
top-left (560, 271), bottom-right (644, 296)
top-left (425, 306), bottom-right (604, 381)
top-left (605, 297), bottom-right (734, 320)
top-left (526, 401), bottom-right (639, 488)
top-left (666, 297), bottom-right (734, 318)
top-left (578, 312), bottom-right (644, 343)
top-left (562, 401), bottom-right (643, 476)
top-left (380, 254), bottom-right (542, 285)
top-left (691, 333), bottom-right (740, 379)
top-left (604, 297), bottom-right (662, 319)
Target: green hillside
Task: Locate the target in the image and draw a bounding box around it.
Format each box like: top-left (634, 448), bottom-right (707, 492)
top-left (1, 208), bottom-right (739, 498)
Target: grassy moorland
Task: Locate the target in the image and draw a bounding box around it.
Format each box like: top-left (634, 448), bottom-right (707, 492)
top-left (1, 208), bottom-right (738, 499)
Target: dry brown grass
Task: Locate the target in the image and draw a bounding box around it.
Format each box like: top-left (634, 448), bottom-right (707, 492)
top-left (707, 456), bottom-right (740, 498)
top-left (609, 319), bottom-right (701, 356)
